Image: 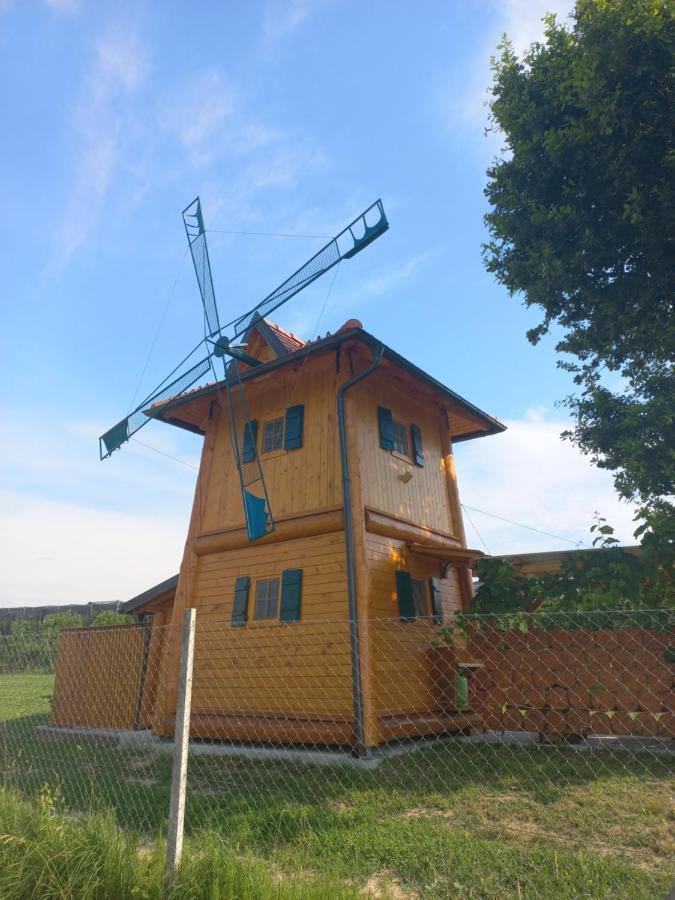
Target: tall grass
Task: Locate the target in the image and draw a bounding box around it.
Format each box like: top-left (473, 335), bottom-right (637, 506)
top-left (0, 790), bottom-right (360, 899)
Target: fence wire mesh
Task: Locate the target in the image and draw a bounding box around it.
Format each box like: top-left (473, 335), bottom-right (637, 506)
top-left (1, 623), bottom-right (175, 834)
top-left (1, 609), bottom-right (673, 894)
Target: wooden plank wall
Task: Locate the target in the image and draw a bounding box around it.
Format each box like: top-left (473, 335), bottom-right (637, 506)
top-left (366, 534), bottom-right (463, 719)
top-left (193, 531), bottom-right (348, 623)
top-left (349, 370), bottom-right (457, 535)
top-left (51, 626), bottom-right (146, 730)
top-left (178, 531), bottom-right (354, 741)
top-left (201, 353), bottom-right (341, 533)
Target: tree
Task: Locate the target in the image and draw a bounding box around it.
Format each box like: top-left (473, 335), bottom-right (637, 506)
top-left (89, 610), bottom-right (134, 627)
top-left (483, 0), bottom-right (674, 514)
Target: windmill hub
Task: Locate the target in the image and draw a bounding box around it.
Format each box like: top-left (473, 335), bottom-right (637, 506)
top-left (213, 335), bottom-right (231, 358)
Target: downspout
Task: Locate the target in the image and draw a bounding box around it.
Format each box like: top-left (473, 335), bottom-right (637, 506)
top-left (337, 342), bottom-right (385, 756)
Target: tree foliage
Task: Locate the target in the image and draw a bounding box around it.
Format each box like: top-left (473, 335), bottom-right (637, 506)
top-left (89, 610), bottom-right (134, 627)
top-left (471, 516), bottom-right (674, 615)
top-left (483, 0), bottom-right (674, 509)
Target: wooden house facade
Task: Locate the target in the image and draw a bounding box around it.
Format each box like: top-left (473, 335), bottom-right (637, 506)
top-left (52, 319), bottom-right (504, 753)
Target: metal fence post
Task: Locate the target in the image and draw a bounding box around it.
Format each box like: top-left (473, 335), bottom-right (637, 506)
top-left (165, 607), bottom-right (196, 884)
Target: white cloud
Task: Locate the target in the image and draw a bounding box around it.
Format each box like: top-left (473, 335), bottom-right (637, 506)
top-left (51, 31), bottom-right (148, 269)
top-left (0, 410), bottom-right (199, 607)
top-left (454, 408), bottom-right (638, 555)
top-left (0, 490), bottom-right (185, 606)
top-left (437, 0), bottom-right (576, 139)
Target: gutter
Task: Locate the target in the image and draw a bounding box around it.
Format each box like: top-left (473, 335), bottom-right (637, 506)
top-left (337, 342), bottom-right (385, 757)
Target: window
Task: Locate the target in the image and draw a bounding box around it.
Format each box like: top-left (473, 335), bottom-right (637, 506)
top-left (411, 579), bottom-right (429, 618)
top-left (377, 406), bottom-right (424, 467)
top-left (261, 417), bottom-right (284, 454)
top-left (254, 578), bottom-right (279, 620)
top-left (392, 420), bottom-right (409, 456)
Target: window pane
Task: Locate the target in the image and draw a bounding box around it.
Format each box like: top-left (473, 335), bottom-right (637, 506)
top-left (262, 417), bottom-right (284, 453)
top-left (411, 580), bottom-right (427, 618)
top-left (392, 420), bottom-right (408, 456)
top-left (254, 578), bottom-right (279, 619)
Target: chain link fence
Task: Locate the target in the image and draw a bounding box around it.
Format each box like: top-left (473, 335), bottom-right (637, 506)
top-left (1, 609), bottom-right (673, 891)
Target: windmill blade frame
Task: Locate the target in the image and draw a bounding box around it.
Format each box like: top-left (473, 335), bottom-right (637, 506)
top-left (99, 195), bottom-right (389, 544)
top-left (183, 197), bottom-right (222, 338)
top-left (227, 199), bottom-right (388, 340)
top-left (99, 353), bottom-right (212, 460)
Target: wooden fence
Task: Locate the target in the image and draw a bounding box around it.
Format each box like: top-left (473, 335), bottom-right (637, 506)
top-left (51, 625), bottom-right (149, 730)
top-left (466, 626), bottom-right (674, 739)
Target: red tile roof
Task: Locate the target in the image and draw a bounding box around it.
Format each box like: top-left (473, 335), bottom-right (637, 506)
top-left (265, 320), bottom-right (306, 352)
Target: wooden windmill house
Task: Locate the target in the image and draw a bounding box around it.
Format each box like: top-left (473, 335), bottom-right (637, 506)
top-left (51, 200), bottom-right (505, 754)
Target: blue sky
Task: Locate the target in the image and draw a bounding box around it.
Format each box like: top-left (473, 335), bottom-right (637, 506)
top-left (0, 0), bottom-right (638, 607)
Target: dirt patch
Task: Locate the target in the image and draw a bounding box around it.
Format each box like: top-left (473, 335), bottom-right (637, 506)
top-left (399, 805), bottom-right (454, 820)
top-left (362, 872), bottom-right (419, 898)
top-left (122, 776), bottom-right (159, 787)
top-left (328, 800), bottom-right (355, 813)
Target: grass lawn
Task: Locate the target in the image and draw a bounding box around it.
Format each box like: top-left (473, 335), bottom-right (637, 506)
top-left (1, 672), bottom-right (673, 898)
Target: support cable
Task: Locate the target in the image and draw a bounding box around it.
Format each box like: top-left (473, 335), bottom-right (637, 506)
top-left (128, 246), bottom-right (190, 413)
top-left (461, 504), bottom-right (585, 548)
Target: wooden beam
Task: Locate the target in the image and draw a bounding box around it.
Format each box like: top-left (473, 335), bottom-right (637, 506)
top-left (194, 506), bottom-right (344, 556)
top-left (365, 507), bottom-right (462, 550)
top-left (406, 543), bottom-right (483, 568)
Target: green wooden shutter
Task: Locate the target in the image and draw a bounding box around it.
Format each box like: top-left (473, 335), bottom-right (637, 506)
top-left (284, 404), bottom-right (304, 450)
top-left (242, 420), bottom-right (258, 463)
top-left (410, 424), bottom-right (424, 467)
top-left (396, 570), bottom-right (416, 622)
top-left (231, 576), bottom-right (250, 626)
top-left (377, 405), bottom-right (394, 451)
top-left (429, 577), bottom-right (443, 624)
top-left (280, 568), bottom-right (302, 621)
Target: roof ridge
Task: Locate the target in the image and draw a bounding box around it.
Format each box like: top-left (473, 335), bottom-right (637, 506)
top-left (263, 318), bottom-right (306, 348)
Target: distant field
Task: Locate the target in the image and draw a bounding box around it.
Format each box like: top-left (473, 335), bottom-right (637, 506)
top-left (1, 672), bottom-right (673, 898)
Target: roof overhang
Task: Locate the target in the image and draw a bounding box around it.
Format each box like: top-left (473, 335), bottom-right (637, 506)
top-left (407, 543), bottom-right (484, 569)
top-left (148, 328), bottom-right (506, 444)
top-left (124, 574), bottom-right (179, 615)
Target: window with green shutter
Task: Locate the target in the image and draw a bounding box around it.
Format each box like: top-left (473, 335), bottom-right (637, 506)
top-left (242, 420), bottom-right (258, 463)
top-left (395, 570), bottom-right (416, 622)
top-left (429, 577), bottom-right (443, 624)
top-left (231, 575), bottom-right (250, 626)
top-left (280, 568), bottom-right (303, 621)
top-left (377, 405), bottom-right (394, 451)
top-left (410, 424), bottom-right (424, 467)
top-left (284, 404), bottom-right (304, 450)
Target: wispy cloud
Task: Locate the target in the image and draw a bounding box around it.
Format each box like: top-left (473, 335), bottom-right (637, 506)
top-left (435, 0), bottom-right (575, 141)
top-left (454, 408), bottom-right (638, 555)
top-left (262, 0), bottom-right (320, 42)
top-left (280, 247), bottom-right (438, 338)
top-left (341, 249), bottom-right (440, 305)
top-left (50, 31), bottom-right (148, 270)
top-left (159, 70), bottom-right (279, 168)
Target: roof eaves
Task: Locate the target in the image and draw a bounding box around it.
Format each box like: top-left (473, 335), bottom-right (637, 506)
top-left (124, 574), bottom-right (179, 614)
top-left (153, 328), bottom-right (505, 440)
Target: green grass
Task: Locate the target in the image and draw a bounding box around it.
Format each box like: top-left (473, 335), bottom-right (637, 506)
top-left (1, 672), bottom-right (673, 898)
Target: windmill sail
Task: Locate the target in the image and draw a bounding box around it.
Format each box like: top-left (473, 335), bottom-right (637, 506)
top-left (228, 199), bottom-right (388, 340)
top-left (100, 195), bottom-right (389, 546)
top-left (183, 197), bottom-right (221, 338)
top-left (99, 354), bottom-right (212, 459)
